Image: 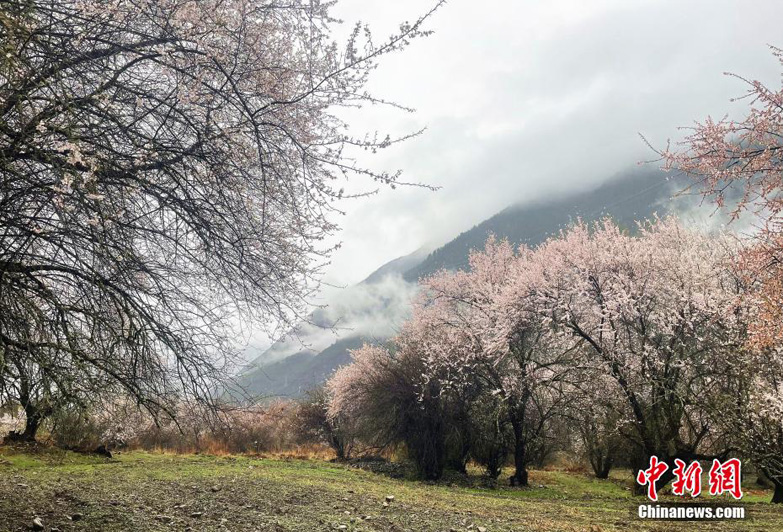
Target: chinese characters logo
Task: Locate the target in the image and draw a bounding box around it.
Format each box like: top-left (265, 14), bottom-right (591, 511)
top-left (636, 456), bottom-right (743, 501)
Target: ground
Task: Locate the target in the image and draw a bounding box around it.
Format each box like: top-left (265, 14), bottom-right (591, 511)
top-left (0, 448), bottom-right (781, 531)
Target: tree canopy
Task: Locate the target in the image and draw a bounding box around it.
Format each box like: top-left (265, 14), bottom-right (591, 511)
top-left (0, 0), bottom-right (440, 437)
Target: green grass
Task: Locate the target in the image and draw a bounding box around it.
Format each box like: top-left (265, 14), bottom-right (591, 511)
top-left (0, 447), bottom-right (781, 531)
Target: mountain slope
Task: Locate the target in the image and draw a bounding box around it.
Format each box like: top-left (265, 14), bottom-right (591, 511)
top-left (242, 167), bottom-right (687, 398)
top-left (244, 246), bottom-right (425, 369)
top-left (405, 168), bottom-right (683, 281)
top-left (240, 336), bottom-right (369, 398)
top-left (362, 246), bottom-right (431, 284)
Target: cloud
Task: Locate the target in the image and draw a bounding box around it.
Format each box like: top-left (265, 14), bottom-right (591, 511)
top-left (242, 0), bottom-right (783, 360)
top-left (246, 273), bottom-right (419, 365)
top-left (323, 0), bottom-right (783, 286)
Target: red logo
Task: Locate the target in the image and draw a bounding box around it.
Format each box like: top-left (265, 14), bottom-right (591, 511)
top-left (636, 456), bottom-right (669, 501)
top-left (671, 458), bottom-right (702, 497)
top-left (708, 458), bottom-right (743, 499)
top-left (637, 457), bottom-right (743, 501)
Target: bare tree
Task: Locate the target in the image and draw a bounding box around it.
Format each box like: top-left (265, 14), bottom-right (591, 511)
top-left (0, 0), bottom-right (441, 440)
top-left (295, 386), bottom-right (355, 461)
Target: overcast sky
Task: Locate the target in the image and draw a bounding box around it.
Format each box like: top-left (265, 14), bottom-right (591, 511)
top-left (316, 0), bottom-right (783, 290)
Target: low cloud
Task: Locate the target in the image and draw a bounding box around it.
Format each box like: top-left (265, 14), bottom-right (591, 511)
top-left (245, 274), bottom-right (419, 366)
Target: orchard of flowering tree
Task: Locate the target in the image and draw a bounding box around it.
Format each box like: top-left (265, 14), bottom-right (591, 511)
top-left (2, 1), bottom-right (783, 529)
top-left (325, 47), bottom-right (783, 504)
top-left (326, 219), bottom-right (752, 484)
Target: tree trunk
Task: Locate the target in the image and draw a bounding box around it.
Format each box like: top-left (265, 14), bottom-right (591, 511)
top-left (332, 435), bottom-right (346, 461)
top-left (595, 458), bottom-right (612, 479)
top-left (21, 403), bottom-right (43, 441)
top-left (772, 481), bottom-right (783, 504)
top-left (486, 456), bottom-right (503, 480)
top-left (591, 448), bottom-right (613, 479)
top-left (456, 435), bottom-right (471, 474)
top-left (630, 453), bottom-right (647, 495)
top-left (509, 420), bottom-right (528, 487)
top-left (756, 469), bottom-right (772, 488)
top-left (447, 456), bottom-right (468, 475)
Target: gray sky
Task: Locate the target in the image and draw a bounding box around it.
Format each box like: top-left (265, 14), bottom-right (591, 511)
top-left (319, 0), bottom-right (783, 289)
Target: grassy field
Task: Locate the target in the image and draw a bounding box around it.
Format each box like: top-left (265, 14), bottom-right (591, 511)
top-left (0, 447), bottom-right (781, 531)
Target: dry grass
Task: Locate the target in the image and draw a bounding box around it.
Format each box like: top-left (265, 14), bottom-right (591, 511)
top-left (1, 447), bottom-right (781, 531)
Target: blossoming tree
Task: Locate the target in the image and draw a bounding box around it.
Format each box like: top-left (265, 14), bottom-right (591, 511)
top-left (0, 0), bottom-right (441, 439)
top-left (418, 237), bottom-right (578, 486)
top-left (663, 46), bottom-right (783, 502)
top-left (530, 218), bottom-right (746, 491)
top-left (326, 340), bottom-right (455, 479)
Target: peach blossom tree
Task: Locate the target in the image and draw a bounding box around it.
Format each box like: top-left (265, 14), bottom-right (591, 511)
top-left (0, 0), bottom-right (442, 440)
top-left (417, 237), bottom-right (577, 485)
top-left (662, 46), bottom-right (783, 501)
top-left (528, 219), bottom-right (746, 492)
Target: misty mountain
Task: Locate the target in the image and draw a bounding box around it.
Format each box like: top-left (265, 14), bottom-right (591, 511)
top-left (404, 167), bottom-right (685, 282)
top-left (236, 248), bottom-right (427, 397)
top-left (240, 167), bottom-right (689, 399)
top-left (243, 246), bottom-right (427, 368)
top-left (362, 246), bottom-right (431, 284)
top-left (239, 336), bottom-right (370, 399)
